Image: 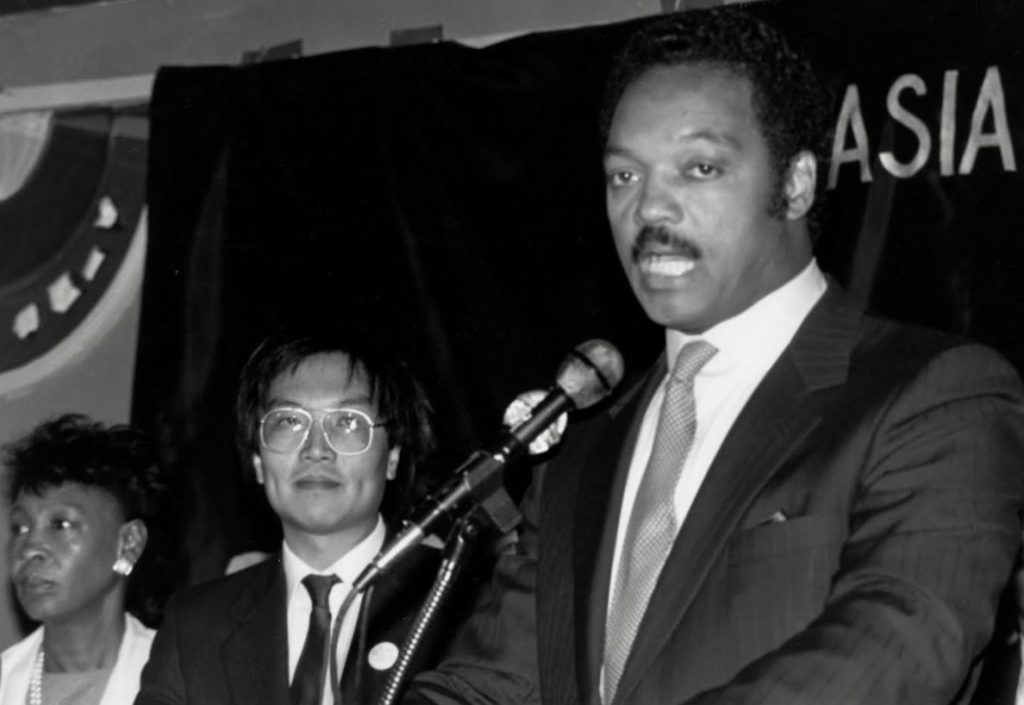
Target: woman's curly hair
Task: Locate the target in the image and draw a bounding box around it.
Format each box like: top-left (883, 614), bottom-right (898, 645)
top-left (3, 413), bottom-right (179, 626)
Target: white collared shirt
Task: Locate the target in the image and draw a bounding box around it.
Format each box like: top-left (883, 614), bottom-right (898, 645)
top-left (282, 515), bottom-right (386, 705)
top-left (605, 258), bottom-right (827, 630)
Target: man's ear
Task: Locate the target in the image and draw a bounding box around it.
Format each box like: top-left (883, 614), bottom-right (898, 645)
top-left (386, 447), bottom-right (400, 481)
top-left (117, 519), bottom-right (148, 566)
top-left (784, 151), bottom-right (817, 220)
top-left (252, 454), bottom-right (265, 485)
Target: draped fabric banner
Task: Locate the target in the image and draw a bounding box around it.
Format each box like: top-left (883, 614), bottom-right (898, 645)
top-left (137, 0), bottom-right (1024, 584)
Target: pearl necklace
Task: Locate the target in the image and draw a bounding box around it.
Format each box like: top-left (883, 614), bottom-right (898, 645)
top-left (28, 648), bottom-right (43, 705)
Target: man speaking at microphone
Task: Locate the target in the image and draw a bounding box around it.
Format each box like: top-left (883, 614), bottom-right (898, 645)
top-left (405, 7), bottom-right (1024, 705)
top-left (136, 334), bottom-right (454, 705)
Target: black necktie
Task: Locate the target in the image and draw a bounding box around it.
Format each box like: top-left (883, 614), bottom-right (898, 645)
top-left (291, 574), bottom-right (340, 705)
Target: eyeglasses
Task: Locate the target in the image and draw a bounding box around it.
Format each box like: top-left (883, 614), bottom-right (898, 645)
top-left (259, 407), bottom-right (387, 456)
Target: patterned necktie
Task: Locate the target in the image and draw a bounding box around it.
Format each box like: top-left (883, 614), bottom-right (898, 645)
top-left (603, 340), bottom-right (717, 703)
top-left (291, 574), bottom-right (340, 705)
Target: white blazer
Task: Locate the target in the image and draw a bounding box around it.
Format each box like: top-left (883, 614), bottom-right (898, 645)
top-left (0, 613), bottom-right (154, 705)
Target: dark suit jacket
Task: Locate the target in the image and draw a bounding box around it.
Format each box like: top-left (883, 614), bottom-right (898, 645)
top-left (135, 537), bottom-right (452, 705)
top-left (407, 285), bottom-right (1024, 705)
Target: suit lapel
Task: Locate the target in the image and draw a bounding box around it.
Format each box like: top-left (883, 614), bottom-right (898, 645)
top-left (612, 285), bottom-right (863, 703)
top-left (222, 558), bottom-right (290, 705)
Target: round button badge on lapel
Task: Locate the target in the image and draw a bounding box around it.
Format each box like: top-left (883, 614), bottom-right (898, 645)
top-left (367, 642), bottom-right (400, 671)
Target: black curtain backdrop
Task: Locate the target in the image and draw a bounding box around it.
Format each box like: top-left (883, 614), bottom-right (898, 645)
top-left (136, 0), bottom-right (1024, 588)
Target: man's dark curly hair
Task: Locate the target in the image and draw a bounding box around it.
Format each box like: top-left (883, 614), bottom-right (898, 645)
top-left (3, 414), bottom-right (177, 626)
top-left (235, 334), bottom-right (436, 519)
top-left (601, 6), bottom-right (834, 226)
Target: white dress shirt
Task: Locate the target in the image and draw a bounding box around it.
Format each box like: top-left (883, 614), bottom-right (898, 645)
top-left (605, 258), bottom-right (827, 631)
top-left (282, 515), bottom-right (387, 705)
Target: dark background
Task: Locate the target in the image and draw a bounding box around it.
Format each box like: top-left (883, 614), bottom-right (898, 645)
top-left (136, 0), bottom-right (1024, 586)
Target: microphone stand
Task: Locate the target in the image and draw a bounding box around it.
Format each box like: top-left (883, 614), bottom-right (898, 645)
top-left (351, 337), bottom-right (623, 597)
top-left (376, 515), bottom-right (482, 705)
top-left (329, 470), bottom-right (520, 703)
top-left (326, 338), bottom-right (622, 702)
top-left (350, 447), bottom-right (525, 596)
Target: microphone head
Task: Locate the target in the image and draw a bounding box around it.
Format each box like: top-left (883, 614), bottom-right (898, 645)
top-left (555, 339), bottom-right (625, 410)
top-left (503, 389), bottom-right (568, 455)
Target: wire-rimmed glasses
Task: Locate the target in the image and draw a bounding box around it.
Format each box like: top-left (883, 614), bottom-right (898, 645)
top-left (258, 407), bottom-right (386, 456)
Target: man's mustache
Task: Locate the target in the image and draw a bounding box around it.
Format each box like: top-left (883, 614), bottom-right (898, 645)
top-left (631, 226), bottom-right (702, 262)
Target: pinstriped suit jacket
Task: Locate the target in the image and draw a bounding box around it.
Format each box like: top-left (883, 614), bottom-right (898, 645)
top-left (407, 284), bottom-right (1024, 705)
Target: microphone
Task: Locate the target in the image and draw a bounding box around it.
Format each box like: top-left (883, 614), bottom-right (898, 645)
top-left (503, 389), bottom-right (568, 455)
top-left (352, 339), bottom-right (624, 592)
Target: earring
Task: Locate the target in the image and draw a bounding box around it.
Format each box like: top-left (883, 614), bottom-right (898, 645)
top-left (112, 557), bottom-right (135, 576)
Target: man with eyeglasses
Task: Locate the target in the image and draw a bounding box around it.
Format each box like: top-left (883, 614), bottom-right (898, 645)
top-left (136, 334), bottom-right (450, 705)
